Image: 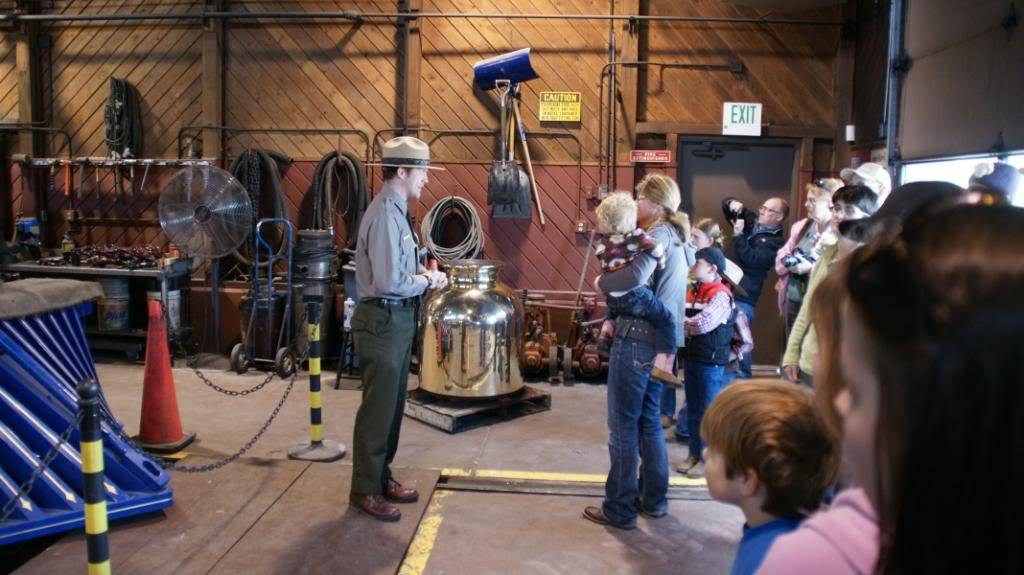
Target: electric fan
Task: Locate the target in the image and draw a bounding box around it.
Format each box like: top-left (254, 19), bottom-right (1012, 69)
top-left (158, 166), bottom-right (252, 258)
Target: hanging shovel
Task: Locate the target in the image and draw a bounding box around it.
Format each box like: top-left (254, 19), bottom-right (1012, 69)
top-left (488, 80), bottom-right (531, 220)
top-left (512, 92), bottom-right (545, 226)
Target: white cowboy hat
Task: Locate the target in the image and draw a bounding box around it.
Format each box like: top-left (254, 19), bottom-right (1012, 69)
top-left (722, 258), bottom-right (748, 298)
top-left (380, 136), bottom-right (445, 170)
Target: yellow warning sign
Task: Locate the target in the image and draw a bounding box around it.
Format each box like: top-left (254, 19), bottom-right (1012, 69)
top-left (538, 92), bottom-right (582, 122)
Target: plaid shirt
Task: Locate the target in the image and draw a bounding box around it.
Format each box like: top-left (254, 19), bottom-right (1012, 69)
top-left (685, 288), bottom-right (733, 336)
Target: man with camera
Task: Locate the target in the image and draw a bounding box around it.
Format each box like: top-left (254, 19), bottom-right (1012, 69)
top-left (721, 196), bottom-right (789, 380)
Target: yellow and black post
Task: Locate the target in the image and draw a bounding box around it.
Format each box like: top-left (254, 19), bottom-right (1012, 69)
top-left (288, 295), bottom-right (346, 462)
top-left (77, 379), bottom-right (110, 575)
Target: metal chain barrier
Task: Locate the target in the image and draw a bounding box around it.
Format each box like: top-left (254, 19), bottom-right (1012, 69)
top-left (0, 411), bottom-right (84, 522)
top-left (162, 298), bottom-right (283, 397)
top-left (102, 349), bottom-right (306, 473)
top-left (0, 306), bottom-right (308, 526)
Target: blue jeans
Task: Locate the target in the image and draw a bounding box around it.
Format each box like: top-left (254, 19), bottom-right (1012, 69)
top-left (680, 360), bottom-right (726, 461)
top-left (730, 300), bottom-right (756, 381)
top-left (602, 336), bottom-right (669, 527)
top-left (606, 286), bottom-right (678, 353)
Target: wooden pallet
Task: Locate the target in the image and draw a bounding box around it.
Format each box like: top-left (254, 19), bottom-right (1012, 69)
top-left (404, 385), bottom-right (552, 434)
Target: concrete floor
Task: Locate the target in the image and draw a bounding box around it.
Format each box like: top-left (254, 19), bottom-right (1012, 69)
top-left (42, 357), bottom-right (744, 574)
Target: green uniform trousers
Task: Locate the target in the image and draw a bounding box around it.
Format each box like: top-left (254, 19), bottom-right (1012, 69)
top-left (350, 302), bottom-right (416, 495)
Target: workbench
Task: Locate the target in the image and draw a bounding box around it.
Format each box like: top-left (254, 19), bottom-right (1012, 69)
top-left (0, 259), bottom-right (191, 359)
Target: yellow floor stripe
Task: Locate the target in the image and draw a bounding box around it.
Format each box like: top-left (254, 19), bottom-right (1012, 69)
top-left (397, 468), bottom-right (705, 573)
top-left (398, 491), bottom-right (451, 575)
top-left (438, 467), bottom-right (706, 487)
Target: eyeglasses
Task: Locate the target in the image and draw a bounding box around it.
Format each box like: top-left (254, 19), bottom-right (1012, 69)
top-left (759, 204), bottom-right (782, 216)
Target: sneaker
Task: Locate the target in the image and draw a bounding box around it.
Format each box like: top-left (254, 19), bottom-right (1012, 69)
top-left (650, 367), bottom-right (682, 387)
top-left (685, 461), bottom-right (706, 479)
top-left (675, 456), bottom-right (699, 475)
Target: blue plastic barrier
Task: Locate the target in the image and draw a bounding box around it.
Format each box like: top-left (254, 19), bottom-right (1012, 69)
top-left (0, 302), bottom-right (173, 545)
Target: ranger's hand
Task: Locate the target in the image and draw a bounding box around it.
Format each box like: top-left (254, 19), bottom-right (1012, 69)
top-left (427, 270), bottom-right (448, 289)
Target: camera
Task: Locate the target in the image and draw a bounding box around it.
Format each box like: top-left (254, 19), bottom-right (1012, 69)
top-left (721, 197), bottom-right (757, 231)
top-left (782, 248), bottom-right (817, 269)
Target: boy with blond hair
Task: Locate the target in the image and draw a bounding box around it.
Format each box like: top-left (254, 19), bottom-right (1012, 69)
top-left (700, 379), bottom-right (839, 575)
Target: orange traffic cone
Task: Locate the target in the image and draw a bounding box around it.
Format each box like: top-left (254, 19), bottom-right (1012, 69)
top-left (135, 299), bottom-right (195, 453)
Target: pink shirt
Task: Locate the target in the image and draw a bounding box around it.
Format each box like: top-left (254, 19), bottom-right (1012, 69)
top-left (757, 488), bottom-right (878, 575)
top-left (773, 218), bottom-right (811, 316)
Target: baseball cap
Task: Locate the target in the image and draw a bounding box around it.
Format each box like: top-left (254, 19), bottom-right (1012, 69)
top-left (838, 181), bottom-right (966, 243)
top-left (695, 247), bottom-right (727, 276)
top-left (969, 161), bottom-right (1022, 204)
top-left (841, 162), bottom-right (892, 194)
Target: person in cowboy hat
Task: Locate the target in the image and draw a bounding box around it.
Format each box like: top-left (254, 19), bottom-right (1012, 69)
top-left (349, 136), bottom-right (447, 522)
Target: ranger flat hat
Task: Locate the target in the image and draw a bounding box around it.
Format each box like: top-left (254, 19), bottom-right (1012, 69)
top-left (380, 136), bottom-right (445, 170)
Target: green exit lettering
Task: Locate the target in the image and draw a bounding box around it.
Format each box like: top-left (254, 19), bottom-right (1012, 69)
top-left (731, 104), bottom-right (756, 124)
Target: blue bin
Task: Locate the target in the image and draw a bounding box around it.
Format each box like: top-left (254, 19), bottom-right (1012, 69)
top-left (473, 48), bottom-right (539, 90)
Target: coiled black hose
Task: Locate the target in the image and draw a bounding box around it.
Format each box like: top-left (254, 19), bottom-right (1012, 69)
top-left (229, 148), bottom-right (293, 266)
top-left (308, 150), bottom-right (368, 250)
top-left (104, 78), bottom-right (142, 158)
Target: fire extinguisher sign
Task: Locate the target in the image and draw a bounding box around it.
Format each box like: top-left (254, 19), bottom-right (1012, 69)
top-left (629, 150), bottom-right (672, 163)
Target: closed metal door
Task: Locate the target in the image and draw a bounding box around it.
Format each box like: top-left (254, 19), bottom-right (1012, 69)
top-left (677, 137), bottom-right (797, 368)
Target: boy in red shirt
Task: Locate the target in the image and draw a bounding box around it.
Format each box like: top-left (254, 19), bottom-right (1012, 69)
top-left (677, 247), bottom-right (736, 478)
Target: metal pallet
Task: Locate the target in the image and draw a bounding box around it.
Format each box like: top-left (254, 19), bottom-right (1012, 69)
top-left (404, 385), bottom-right (551, 434)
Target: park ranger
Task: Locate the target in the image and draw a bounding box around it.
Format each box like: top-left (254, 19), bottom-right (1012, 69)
top-left (349, 136), bottom-right (447, 522)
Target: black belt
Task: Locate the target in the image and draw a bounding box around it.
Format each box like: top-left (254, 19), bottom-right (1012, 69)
top-left (613, 317), bottom-right (657, 343)
top-left (363, 297), bottom-right (417, 308)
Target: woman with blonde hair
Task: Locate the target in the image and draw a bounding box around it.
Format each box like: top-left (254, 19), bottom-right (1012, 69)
top-left (583, 173), bottom-right (694, 529)
top-left (691, 217), bottom-right (724, 250)
top-left (774, 179), bottom-right (840, 338)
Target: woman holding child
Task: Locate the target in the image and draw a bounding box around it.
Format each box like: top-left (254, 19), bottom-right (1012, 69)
top-left (582, 174), bottom-right (692, 530)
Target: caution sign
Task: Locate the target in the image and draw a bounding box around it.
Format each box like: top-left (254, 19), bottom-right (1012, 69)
top-left (538, 92), bottom-right (582, 122)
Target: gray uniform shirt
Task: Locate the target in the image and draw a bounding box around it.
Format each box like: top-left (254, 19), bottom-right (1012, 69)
top-left (597, 223), bottom-right (690, 344)
top-left (355, 183), bottom-right (428, 300)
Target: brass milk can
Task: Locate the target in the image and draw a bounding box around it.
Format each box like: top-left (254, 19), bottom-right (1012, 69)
top-left (419, 260), bottom-right (524, 398)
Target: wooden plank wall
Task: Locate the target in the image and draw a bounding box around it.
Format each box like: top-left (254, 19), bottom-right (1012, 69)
top-left (644, 2), bottom-right (840, 128)
top-left (2, 0), bottom-right (842, 291)
top-left (0, 31), bottom-right (15, 122)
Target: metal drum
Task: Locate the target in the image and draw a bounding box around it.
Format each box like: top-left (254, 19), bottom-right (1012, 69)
top-left (419, 260), bottom-right (524, 399)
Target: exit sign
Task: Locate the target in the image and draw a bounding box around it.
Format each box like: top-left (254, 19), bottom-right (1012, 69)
top-left (722, 102), bottom-right (763, 136)
top-left (629, 150), bottom-right (672, 163)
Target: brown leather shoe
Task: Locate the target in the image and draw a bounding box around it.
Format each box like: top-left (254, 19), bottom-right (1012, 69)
top-left (582, 506), bottom-right (636, 530)
top-left (385, 479), bottom-right (419, 504)
top-left (349, 492), bottom-right (401, 522)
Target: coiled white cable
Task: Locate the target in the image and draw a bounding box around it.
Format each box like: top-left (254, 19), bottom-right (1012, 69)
top-left (420, 196), bottom-right (485, 263)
